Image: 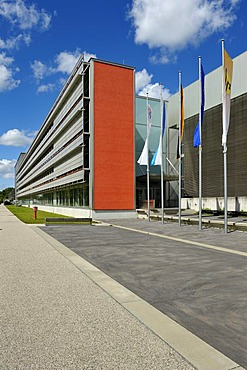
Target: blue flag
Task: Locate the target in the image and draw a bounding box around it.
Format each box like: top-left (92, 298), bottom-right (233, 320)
top-left (194, 64), bottom-right (205, 148)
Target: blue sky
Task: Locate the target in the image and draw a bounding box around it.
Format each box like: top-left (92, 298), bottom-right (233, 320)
top-left (0, 0), bottom-right (246, 190)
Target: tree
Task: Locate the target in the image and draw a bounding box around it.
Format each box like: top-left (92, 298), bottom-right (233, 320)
top-left (0, 187), bottom-right (15, 203)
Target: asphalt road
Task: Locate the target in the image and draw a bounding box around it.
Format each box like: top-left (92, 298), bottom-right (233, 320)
top-left (40, 219), bottom-right (247, 369)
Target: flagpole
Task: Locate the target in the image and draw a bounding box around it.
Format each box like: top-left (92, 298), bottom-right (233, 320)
top-left (160, 84), bottom-right (164, 224)
top-left (223, 140), bottom-right (228, 234)
top-left (222, 39), bottom-right (228, 234)
top-left (198, 57), bottom-right (202, 230)
top-left (178, 71), bottom-right (182, 227)
top-left (146, 92), bottom-right (150, 222)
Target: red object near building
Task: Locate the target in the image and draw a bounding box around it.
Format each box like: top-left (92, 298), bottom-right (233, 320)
top-left (33, 206), bottom-right (38, 220)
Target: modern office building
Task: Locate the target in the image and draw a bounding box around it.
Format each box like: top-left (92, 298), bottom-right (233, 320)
top-left (167, 50), bottom-right (247, 212)
top-left (15, 50), bottom-right (247, 217)
top-left (135, 95), bottom-right (179, 209)
top-left (15, 56), bottom-right (136, 219)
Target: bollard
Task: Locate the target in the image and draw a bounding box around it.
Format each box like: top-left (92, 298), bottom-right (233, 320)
top-left (33, 206), bottom-right (38, 220)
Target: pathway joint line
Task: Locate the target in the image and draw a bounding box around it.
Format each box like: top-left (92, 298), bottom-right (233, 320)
top-left (107, 223), bottom-right (247, 257)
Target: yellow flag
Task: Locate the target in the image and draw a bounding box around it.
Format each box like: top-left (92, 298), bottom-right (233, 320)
top-left (222, 48), bottom-right (233, 145)
top-left (224, 49), bottom-right (233, 95)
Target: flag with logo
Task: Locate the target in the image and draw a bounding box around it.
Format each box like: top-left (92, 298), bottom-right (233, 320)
top-left (137, 103), bottom-right (152, 165)
top-left (151, 103), bottom-right (166, 166)
top-left (222, 49), bottom-right (233, 146)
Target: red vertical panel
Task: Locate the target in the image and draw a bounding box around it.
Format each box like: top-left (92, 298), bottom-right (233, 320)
top-left (93, 62), bottom-right (135, 210)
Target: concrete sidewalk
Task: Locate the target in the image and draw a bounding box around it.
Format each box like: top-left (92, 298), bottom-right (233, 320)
top-left (0, 205), bottom-right (244, 370)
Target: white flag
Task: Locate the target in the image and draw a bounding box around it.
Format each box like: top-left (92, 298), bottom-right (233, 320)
top-left (151, 103), bottom-right (166, 166)
top-left (137, 104), bottom-right (152, 165)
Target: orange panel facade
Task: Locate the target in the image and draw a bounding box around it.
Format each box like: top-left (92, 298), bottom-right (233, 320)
top-left (93, 61), bottom-right (135, 210)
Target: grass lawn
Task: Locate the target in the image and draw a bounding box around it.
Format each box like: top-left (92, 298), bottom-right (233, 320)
top-left (6, 205), bottom-right (70, 224)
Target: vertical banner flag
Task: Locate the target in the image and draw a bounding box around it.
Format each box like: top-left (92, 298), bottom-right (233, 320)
top-left (194, 63), bottom-right (205, 147)
top-left (137, 103), bottom-right (152, 165)
top-left (151, 102), bottom-right (166, 166)
top-left (180, 84), bottom-right (185, 141)
top-left (177, 84), bottom-right (184, 159)
top-left (222, 49), bottom-right (233, 145)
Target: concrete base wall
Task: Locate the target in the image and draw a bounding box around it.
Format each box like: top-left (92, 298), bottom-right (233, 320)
top-left (92, 210), bottom-right (137, 220)
top-left (24, 205), bottom-right (137, 220)
top-left (182, 197), bottom-right (247, 212)
top-left (24, 205), bottom-right (92, 218)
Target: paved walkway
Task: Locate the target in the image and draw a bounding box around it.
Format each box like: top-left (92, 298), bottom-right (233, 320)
top-left (0, 205), bottom-right (245, 370)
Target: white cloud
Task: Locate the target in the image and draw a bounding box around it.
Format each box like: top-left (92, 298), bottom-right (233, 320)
top-left (0, 53), bottom-right (14, 65)
top-left (0, 33), bottom-right (31, 50)
top-left (135, 68), bottom-right (153, 92)
top-left (0, 1), bottom-right (52, 92)
top-left (54, 49), bottom-right (82, 74)
top-left (58, 77), bottom-right (66, 86)
top-left (0, 53), bottom-right (20, 92)
top-left (0, 0), bottom-right (52, 31)
top-left (0, 159), bottom-right (16, 179)
top-left (83, 52), bottom-right (97, 62)
top-left (37, 83), bottom-right (55, 93)
top-left (0, 129), bottom-right (35, 147)
top-left (30, 60), bottom-right (48, 80)
top-left (54, 50), bottom-right (97, 74)
top-left (30, 50), bottom-right (97, 93)
top-left (31, 50), bottom-right (97, 84)
top-left (138, 82), bottom-right (171, 100)
top-left (135, 68), bottom-right (170, 99)
top-left (149, 53), bottom-right (177, 65)
top-left (129, 0), bottom-right (240, 60)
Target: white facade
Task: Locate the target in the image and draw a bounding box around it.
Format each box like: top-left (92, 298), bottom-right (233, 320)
top-left (15, 55), bottom-right (90, 214)
top-left (168, 50), bottom-right (247, 124)
top-left (168, 50), bottom-right (247, 212)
